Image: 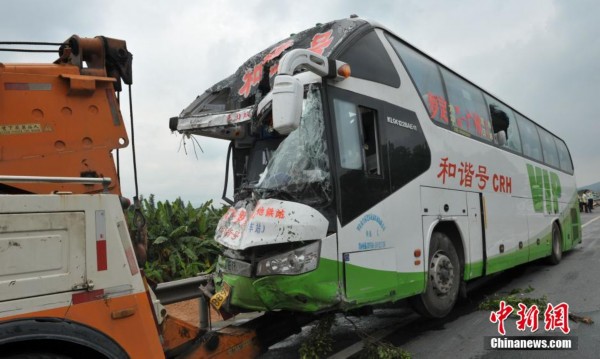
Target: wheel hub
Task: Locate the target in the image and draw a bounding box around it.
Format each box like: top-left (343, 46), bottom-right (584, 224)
top-left (430, 252), bottom-right (454, 295)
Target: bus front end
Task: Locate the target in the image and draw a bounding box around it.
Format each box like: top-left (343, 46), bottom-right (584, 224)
top-left (212, 197), bottom-right (339, 312)
top-left (171, 20), bottom-right (360, 313)
top-left (211, 78), bottom-right (339, 312)
top-left (177, 75), bottom-right (344, 313)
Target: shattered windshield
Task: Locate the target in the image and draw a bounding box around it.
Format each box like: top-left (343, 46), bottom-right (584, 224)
top-left (254, 85), bottom-right (331, 206)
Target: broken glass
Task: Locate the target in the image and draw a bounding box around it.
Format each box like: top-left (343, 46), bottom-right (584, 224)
top-left (255, 85), bottom-right (331, 206)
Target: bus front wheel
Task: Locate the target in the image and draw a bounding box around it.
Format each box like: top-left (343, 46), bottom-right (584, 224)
top-left (411, 232), bottom-right (460, 318)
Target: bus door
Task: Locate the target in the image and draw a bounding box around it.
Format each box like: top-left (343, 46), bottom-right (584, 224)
top-left (327, 86), bottom-right (397, 305)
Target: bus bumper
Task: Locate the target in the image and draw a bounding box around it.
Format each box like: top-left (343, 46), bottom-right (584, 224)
top-left (215, 258), bottom-right (340, 313)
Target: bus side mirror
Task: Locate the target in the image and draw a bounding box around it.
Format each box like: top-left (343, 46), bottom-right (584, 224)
top-left (272, 74), bottom-right (303, 134)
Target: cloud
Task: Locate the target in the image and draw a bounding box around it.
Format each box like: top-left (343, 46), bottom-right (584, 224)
top-left (2, 0), bottom-right (598, 201)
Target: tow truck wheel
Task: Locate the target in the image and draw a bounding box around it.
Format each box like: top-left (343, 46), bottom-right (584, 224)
top-left (411, 232), bottom-right (461, 318)
top-left (547, 223), bottom-right (562, 265)
top-left (4, 353), bottom-right (69, 359)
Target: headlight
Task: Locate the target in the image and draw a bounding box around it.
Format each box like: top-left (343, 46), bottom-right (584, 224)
top-left (218, 256), bottom-right (252, 277)
top-left (256, 241), bottom-right (320, 276)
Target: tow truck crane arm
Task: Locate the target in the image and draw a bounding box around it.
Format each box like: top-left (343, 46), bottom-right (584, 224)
top-left (0, 35), bottom-right (132, 195)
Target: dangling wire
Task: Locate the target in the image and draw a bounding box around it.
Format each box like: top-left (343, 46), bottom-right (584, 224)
top-left (177, 134), bottom-right (204, 160)
top-left (222, 142), bottom-right (234, 205)
top-left (116, 92), bottom-right (121, 181)
top-left (128, 85), bottom-right (140, 199)
top-left (128, 85), bottom-right (146, 243)
top-left (178, 135), bottom-right (187, 155)
top-left (191, 135), bottom-right (204, 154)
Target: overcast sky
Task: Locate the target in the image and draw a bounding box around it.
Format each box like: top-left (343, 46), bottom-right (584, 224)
top-left (2, 0), bottom-right (599, 205)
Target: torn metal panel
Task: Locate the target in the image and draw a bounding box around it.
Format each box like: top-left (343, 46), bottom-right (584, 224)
top-left (176, 106), bottom-right (254, 132)
top-left (175, 18), bottom-right (368, 123)
top-left (175, 106), bottom-right (252, 140)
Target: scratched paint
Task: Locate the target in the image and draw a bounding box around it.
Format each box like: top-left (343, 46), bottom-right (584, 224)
top-left (176, 18), bottom-right (365, 123)
top-left (215, 198), bottom-right (328, 251)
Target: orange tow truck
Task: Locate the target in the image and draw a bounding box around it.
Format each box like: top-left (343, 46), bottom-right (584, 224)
top-left (0, 35), bottom-right (131, 195)
top-left (0, 36), bottom-right (313, 358)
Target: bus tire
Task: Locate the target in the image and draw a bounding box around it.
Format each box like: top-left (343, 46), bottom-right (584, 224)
top-left (411, 231), bottom-right (460, 318)
top-left (547, 223), bottom-right (562, 265)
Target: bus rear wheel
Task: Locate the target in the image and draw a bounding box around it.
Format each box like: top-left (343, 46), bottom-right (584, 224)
top-left (411, 232), bottom-right (460, 318)
top-left (547, 223), bottom-right (562, 265)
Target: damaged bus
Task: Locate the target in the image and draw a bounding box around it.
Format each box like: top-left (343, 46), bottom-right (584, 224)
top-left (170, 16), bottom-right (581, 318)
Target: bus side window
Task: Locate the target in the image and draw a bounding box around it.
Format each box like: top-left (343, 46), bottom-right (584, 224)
top-left (359, 106), bottom-right (381, 176)
top-left (537, 126), bottom-right (560, 168)
top-left (441, 68), bottom-right (493, 142)
top-left (516, 113), bottom-right (543, 162)
top-left (333, 99), bottom-right (382, 176)
top-left (339, 31), bottom-right (400, 87)
top-left (386, 35), bottom-right (448, 125)
top-left (333, 98), bottom-right (363, 170)
top-left (484, 94), bottom-right (522, 153)
top-left (554, 138), bottom-right (574, 173)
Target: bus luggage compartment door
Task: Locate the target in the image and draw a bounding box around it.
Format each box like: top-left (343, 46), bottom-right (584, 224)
top-left (420, 186), bottom-right (468, 217)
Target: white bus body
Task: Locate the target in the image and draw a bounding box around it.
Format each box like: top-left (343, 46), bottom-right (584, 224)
top-left (173, 17), bottom-right (581, 318)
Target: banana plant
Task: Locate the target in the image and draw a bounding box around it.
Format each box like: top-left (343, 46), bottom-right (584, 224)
top-left (127, 195), bottom-right (228, 283)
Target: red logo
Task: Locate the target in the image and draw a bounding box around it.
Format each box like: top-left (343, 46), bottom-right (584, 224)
top-left (437, 157), bottom-right (511, 194)
top-left (308, 30), bottom-right (333, 55)
top-left (544, 302), bottom-right (570, 334)
top-left (489, 300), bottom-right (514, 335)
top-left (237, 30), bottom-right (336, 97)
top-left (516, 303), bottom-right (540, 332)
top-left (238, 40), bottom-right (294, 97)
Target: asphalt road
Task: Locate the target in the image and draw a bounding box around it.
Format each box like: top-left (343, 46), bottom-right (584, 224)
top-left (260, 211), bottom-right (600, 358)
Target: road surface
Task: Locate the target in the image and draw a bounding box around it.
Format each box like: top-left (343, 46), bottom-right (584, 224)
top-left (260, 211), bottom-right (600, 358)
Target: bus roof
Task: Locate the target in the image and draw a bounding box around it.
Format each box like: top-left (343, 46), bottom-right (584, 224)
top-left (175, 16), bottom-right (567, 148)
top-left (177, 18), bottom-right (369, 121)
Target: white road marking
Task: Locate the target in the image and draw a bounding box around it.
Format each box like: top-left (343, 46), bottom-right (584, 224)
top-left (327, 326), bottom-right (398, 359)
top-left (582, 214), bottom-right (600, 228)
